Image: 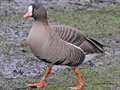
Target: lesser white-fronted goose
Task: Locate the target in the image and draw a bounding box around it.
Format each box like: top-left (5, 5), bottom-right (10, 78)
top-left (24, 3), bottom-right (110, 90)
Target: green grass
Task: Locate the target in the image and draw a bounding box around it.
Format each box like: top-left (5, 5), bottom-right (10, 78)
top-left (0, 5), bottom-right (120, 90)
top-left (27, 60), bottom-right (120, 90)
top-left (48, 7), bottom-right (120, 37)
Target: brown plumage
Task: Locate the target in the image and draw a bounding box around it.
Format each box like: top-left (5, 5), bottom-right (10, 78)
top-left (50, 25), bottom-right (104, 53)
top-left (24, 3), bottom-right (110, 89)
top-left (27, 19), bottom-right (85, 67)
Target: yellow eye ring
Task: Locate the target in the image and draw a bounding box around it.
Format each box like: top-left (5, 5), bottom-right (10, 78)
top-left (34, 8), bottom-right (37, 11)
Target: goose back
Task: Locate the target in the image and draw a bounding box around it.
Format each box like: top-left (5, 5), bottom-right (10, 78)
top-left (51, 25), bottom-right (86, 46)
top-left (50, 25), bottom-right (104, 54)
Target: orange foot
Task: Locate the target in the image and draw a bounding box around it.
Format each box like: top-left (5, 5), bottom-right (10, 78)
top-left (27, 79), bottom-right (46, 88)
top-left (70, 82), bottom-right (84, 90)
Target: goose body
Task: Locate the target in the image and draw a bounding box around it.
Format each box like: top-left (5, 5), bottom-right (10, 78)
top-left (28, 21), bottom-right (85, 66)
top-left (24, 3), bottom-right (110, 89)
top-left (50, 25), bottom-right (104, 53)
top-left (50, 25), bottom-right (105, 63)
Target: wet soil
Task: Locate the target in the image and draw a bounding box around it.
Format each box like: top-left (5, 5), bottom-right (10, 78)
top-left (0, 0), bottom-right (120, 90)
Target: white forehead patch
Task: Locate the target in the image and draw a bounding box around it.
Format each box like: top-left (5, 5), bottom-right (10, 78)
top-left (28, 5), bottom-right (33, 16)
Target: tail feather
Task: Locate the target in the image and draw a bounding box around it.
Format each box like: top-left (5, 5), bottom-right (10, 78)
top-left (89, 38), bottom-right (110, 47)
top-left (80, 38), bottom-right (104, 54)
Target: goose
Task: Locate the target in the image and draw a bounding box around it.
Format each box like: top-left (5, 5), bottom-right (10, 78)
top-left (23, 3), bottom-right (110, 90)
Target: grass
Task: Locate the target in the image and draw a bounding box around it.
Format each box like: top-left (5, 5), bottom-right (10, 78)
top-left (0, 5), bottom-right (120, 90)
top-left (27, 60), bottom-right (120, 90)
top-left (48, 7), bottom-right (120, 37)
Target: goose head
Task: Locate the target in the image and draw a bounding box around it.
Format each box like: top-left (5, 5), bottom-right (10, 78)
top-left (24, 3), bottom-right (48, 24)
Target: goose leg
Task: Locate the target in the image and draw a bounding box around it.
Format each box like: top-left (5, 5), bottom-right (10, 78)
top-left (27, 67), bottom-right (52, 88)
top-left (70, 68), bottom-right (84, 90)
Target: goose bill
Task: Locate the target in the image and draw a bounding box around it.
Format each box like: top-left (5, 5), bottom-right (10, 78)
top-left (24, 12), bottom-right (32, 18)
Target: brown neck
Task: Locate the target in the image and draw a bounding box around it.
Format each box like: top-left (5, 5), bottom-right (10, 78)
top-left (34, 20), bottom-right (49, 30)
top-left (35, 18), bottom-right (48, 27)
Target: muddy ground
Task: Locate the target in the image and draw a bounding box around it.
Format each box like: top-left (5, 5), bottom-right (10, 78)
top-left (0, 0), bottom-right (120, 90)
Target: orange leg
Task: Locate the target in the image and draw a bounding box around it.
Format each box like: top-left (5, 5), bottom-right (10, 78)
top-left (27, 67), bottom-right (52, 88)
top-left (70, 68), bottom-right (84, 90)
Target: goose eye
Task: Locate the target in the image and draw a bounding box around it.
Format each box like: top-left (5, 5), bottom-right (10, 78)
top-left (34, 8), bottom-right (37, 11)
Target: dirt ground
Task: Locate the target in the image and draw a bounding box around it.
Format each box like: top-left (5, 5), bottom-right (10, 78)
top-left (0, 0), bottom-right (120, 90)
